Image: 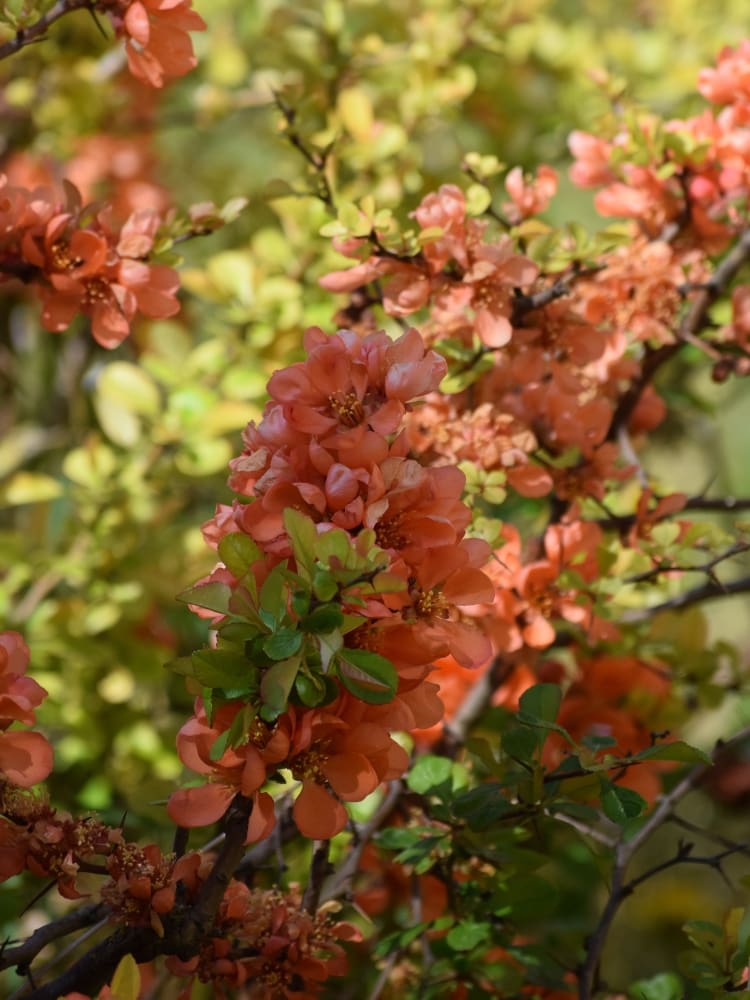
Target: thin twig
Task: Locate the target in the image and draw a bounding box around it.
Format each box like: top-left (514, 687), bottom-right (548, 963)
top-left (302, 841), bottom-right (331, 914)
top-left (622, 574), bottom-right (750, 623)
top-left (578, 724), bottom-right (750, 1000)
top-left (0, 903), bottom-right (108, 973)
top-left (0, 0), bottom-right (95, 60)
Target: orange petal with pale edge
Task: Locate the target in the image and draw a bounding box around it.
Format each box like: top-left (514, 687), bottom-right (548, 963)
top-left (293, 782), bottom-right (348, 839)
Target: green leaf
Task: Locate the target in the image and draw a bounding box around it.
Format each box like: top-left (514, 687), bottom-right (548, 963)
top-left (259, 565), bottom-right (287, 627)
top-left (209, 704), bottom-right (254, 761)
top-left (600, 781), bottom-right (647, 825)
top-left (407, 755), bottom-right (454, 796)
top-left (502, 726), bottom-right (539, 763)
top-left (635, 741), bottom-right (711, 765)
top-left (300, 603), bottom-right (344, 633)
top-left (445, 920), bottom-right (491, 951)
top-left (218, 533), bottom-right (261, 578)
top-left (313, 568), bottom-right (339, 602)
top-left (628, 972), bottom-right (685, 1000)
top-left (294, 671), bottom-right (328, 707)
top-left (110, 953), bottom-right (141, 1000)
top-left (337, 648), bottom-right (397, 704)
top-left (190, 649), bottom-right (257, 689)
top-left (518, 684), bottom-right (562, 725)
top-left (260, 656), bottom-right (300, 715)
top-left (177, 582), bottom-right (232, 616)
top-left (452, 784), bottom-right (515, 830)
top-left (314, 529), bottom-right (350, 564)
top-left (263, 628), bottom-right (303, 660)
top-left (284, 508), bottom-right (317, 581)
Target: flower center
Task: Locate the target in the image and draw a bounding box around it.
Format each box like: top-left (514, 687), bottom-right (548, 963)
top-left (328, 391), bottom-right (364, 427)
top-left (83, 278), bottom-right (110, 304)
top-left (289, 745), bottom-right (330, 782)
top-left (375, 514), bottom-right (407, 549)
top-left (413, 588), bottom-right (450, 619)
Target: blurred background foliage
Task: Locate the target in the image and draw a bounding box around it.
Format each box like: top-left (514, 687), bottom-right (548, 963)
top-left (3, 0), bottom-right (750, 990)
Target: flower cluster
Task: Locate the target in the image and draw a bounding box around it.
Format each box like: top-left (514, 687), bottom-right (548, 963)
top-left (166, 877), bottom-right (360, 1000)
top-left (169, 325), bottom-right (494, 841)
top-left (0, 631), bottom-right (53, 788)
top-left (0, 175), bottom-right (180, 346)
top-left (102, 0), bottom-right (207, 88)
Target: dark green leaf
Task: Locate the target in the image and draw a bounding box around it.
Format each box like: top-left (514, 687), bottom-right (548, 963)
top-left (518, 683), bottom-right (562, 724)
top-left (300, 603), bottom-right (344, 633)
top-left (452, 784), bottom-right (515, 830)
top-left (502, 726), bottom-right (539, 763)
top-left (600, 781), bottom-right (647, 824)
top-left (190, 649), bottom-right (257, 689)
top-left (262, 628), bottom-right (303, 660)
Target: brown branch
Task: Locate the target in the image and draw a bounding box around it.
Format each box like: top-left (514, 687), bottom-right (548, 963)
top-left (274, 94), bottom-right (336, 213)
top-left (623, 540), bottom-right (750, 585)
top-left (578, 724), bottom-right (750, 1000)
top-left (0, 0), bottom-right (96, 60)
top-left (622, 574), bottom-right (750, 623)
top-left (17, 795), bottom-right (253, 1000)
top-left (0, 903), bottom-right (108, 974)
top-left (608, 227), bottom-right (750, 441)
top-left (302, 840), bottom-right (331, 914)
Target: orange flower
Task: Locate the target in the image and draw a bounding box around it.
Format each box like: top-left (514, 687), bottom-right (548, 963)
top-left (167, 699), bottom-right (287, 841)
top-left (288, 705), bottom-right (409, 840)
top-left (110, 0), bottom-right (207, 88)
top-left (0, 631), bottom-right (53, 788)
